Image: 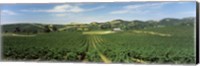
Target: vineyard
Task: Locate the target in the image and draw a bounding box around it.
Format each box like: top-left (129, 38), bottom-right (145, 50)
top-left (2, 26), bottom-right (195, 64)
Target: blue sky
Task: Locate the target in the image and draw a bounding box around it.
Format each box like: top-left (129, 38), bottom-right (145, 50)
top-left (1, 2), bottom-right (196, 24)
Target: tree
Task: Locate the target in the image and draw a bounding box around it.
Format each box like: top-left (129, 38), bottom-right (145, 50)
top-left (22, 29), bottom-right (26, 32)
top-left (52, 26), bottom-right (58, 32)
top-left (14, 27), bottom-right (21, 33)
top-left (4, 30), bottom-right (8, 33)
top-left (120, 24), bottom-right (128, 30)
top-left (100, 23), bottom-right (111, 30)
top-left (44, 25), bottom-right (51, 33)
top-left (159, 18), bottom-right (181, 26)
top-left (89, 22), bottom-right (100, 30)
top-left (33, 30), bottom-right (38, 34)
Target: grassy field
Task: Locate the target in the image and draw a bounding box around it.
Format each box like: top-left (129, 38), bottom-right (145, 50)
top-left (2, 25), bottom-right (195, 64)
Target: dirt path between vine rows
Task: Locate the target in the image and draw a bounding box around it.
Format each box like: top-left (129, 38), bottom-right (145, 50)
top-left (89, 35), bottom-right (112, 63)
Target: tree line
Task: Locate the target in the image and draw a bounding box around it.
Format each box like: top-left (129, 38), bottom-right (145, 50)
top-left (2, 17), bottom-right (195, 34)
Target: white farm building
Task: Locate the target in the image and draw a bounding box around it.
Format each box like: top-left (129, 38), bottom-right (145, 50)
top-left (112, 28), bottom-right (122, 31)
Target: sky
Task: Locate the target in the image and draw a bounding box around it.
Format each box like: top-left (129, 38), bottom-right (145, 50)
top-left (0, 2), bottom-right (196, 24)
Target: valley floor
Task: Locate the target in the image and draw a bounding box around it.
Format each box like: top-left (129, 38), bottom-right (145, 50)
top-left (2, 26), bottom-right (195, 64)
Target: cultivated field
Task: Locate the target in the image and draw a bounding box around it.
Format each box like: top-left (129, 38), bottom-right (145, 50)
top-left (2, 26), bottom-right (195, 64)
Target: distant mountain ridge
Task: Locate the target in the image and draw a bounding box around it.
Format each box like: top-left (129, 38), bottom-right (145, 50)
top-left (2, 17), bottom-right (195, 33)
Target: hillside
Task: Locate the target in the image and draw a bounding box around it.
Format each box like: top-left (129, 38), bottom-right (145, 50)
top-left (1, 17), bottom-right (195, 33)
top-left (2, 23), bottom-right (65, 33)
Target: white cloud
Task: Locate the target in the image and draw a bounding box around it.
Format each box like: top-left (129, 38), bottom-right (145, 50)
top-left (110, 2), bottom-right (171, 14)
top-left (86, 6), bottom-right (105, 11)
top-left (1, 10), bottom-right (17, 15)
top-left (55, 14), bottom-right (68, 17)
top-left (177, 2), bottom-right (189, 4)
top-left (110, 10), bottom-right (129, 14)
top-left (48, 4), bottom-right (84, 13)
top-left (21, 4), bottom-right (105, 13)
